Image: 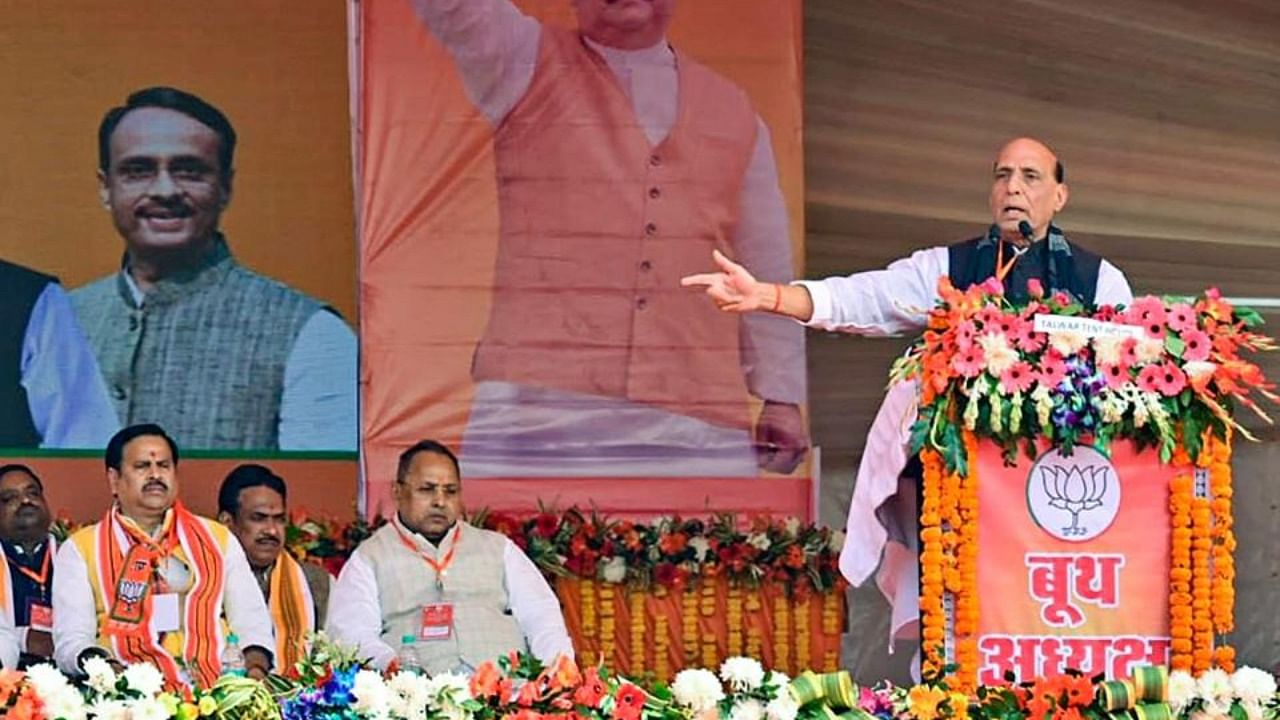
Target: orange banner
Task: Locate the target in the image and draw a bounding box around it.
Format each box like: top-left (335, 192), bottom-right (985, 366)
top-left (974, 439), bottom-right (1173, 683)
top-left (355, 0), bottom-right (806, 512)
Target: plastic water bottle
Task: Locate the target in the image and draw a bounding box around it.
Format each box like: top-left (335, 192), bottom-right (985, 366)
top-left (397, 634), bottom-right (423, 675)
top-left (221, 633), bottom-right (247, 677)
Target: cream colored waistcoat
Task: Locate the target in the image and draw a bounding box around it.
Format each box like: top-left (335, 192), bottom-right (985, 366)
top-left (359, 520), bottom-right (526, 674)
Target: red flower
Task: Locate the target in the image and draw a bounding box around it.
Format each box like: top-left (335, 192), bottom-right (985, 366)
top-left (1063, 675), bottom-right (1094, 707)
top-left (653, 562), bottom-right (688, 589)
top-left (533, 513), bottom-right (560, 539)
top-left (657, 532), bottom-right (688, 555)
top-left (613, 684), bottom-right (647, 720)
top-left (574, 667), bottom-right (608, 708)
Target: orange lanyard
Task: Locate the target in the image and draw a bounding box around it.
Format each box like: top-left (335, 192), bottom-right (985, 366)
top-left (394, 522), bottom-right (460, 589)
top-left (7, 546), bottom-right (50, 591)
top-left (995, 238), bottom-right (1029, 284)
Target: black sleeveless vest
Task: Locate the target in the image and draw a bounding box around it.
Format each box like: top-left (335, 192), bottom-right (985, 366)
top-left (948, 225), bottom-right (1102, 305)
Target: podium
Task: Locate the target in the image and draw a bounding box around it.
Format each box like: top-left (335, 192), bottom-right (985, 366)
top-left (897, 280), bottom-right (1274, 690)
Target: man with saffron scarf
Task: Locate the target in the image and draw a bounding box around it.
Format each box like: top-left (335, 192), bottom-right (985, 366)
top-left (327, 439), bottom-right (572, 673)
top-left (0, 464), bottom-right (57, 668)
top-left (51, 424), bottom-right (274, 686)
top-left (218, 463), bottom-right (331, 674)
top-left (683, 137), bottom-right (1135, 675)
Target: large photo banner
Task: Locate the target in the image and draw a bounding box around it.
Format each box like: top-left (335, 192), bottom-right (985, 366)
top-left (356, 0), bottom-right (807, 512)
top-left (974, 440), bottom-right (1174, 683)
top-left (0, 2), bottom-right (358, 456)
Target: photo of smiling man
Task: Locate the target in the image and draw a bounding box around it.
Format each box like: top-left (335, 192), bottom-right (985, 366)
top-left (71, 87), bottom-right (357, 452)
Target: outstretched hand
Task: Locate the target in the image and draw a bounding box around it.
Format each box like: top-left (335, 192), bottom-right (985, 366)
top-left (680, 249), bottom-right (772, 313)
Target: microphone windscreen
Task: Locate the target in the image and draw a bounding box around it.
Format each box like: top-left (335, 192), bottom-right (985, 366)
top-left (1017, 220), bottom-right (1034, 239)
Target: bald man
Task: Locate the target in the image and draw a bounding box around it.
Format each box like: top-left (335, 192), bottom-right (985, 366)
top-left (683, 136), bottom-right (1135, 675)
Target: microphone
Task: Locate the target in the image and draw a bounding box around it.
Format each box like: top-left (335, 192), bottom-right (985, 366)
top-left (1017, 220), bottom-right (1035, 241)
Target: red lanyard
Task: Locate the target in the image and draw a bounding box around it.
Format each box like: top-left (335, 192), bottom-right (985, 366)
top-left (394, 521), bottom-right (460, 587)
top-left (7, 546), bottom-right (50, 590)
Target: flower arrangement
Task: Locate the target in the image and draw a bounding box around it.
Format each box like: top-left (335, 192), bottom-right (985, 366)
top-left (1168, 667), bottom-right (1279, 720)
top-left (893, 278), bottom-right (1276, 472)
top-left (285, 509), bottom-right (846, 597)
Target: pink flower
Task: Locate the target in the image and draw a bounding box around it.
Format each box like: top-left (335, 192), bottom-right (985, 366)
top-left (1129, 296), bottom-right (1167, 326)
top-left (1157, 362), bottom-right (1187, 396)
top-left (1136, 365), bottom-right (1163, 394)
top-left (1026, 278), bottom-right (1044, 299)
top-left (1036, 352), bottom-right (1068, 388)
top-left (953, 320), bottom-right (977, 352)
top-left (1121, 337), bottom-right (1140, 366)
top-left (1166, 303), bottom-right (1197, 333)
top-left (1101, 362), bottom-right (1132, 390)
top-left (1093, 305), bottom-right (1119, 322)
top-left (1181, 329), bottom-right (1212, 362)
top-left (977, 305), bottom-right (1006, 329)
top-left (951, 347), bottom-right (985, 378)
top-left (1144, 319), bottom-right (1167, 340)
top-left (979, 277), bottom-right (1005, 296)
top-left (1051, 291), bottom-right (1072, 307)
top-left (999, 361), bottom-right (1035, 394)
top-left (1013, 322), bottom-right (1046, 353)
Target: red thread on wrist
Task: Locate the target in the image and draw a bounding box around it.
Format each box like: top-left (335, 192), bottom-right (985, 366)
top-left (770, 283), bottom-right (783, 313)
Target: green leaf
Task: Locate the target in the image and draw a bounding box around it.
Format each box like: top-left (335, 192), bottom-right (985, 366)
top-left (1164, 334), bottom-right (1186, 358)
top-left (1235, 306), bottom-right (1265, 328)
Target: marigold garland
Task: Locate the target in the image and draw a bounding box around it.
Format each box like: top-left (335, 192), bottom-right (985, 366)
top-left (920, 447), bottom-right (948, 679)
top-left (951, 430), bottom-right (981, 692)
top-left (628, 590), bottom-right (647, 676)
top-left (1168, 456), bottom-right (1194, 672)
top-left (746, 589), bottom-right (764, 660)
top-left (580, 580), bottom-right (598, 667)
top-left (822, 591), bottom-right (841, 635)
top-left (700, 583), bottom-right (718, 668)
top-left (795, 596), bottom-right (812, 672)
top-left (1207, 432), bottom-right (1236, 671)
top-left (654, 609), bottom-right (671, 682)
top-left (772, 592), bottom-right (791, 674)
top-left (599, 583), bottom-right (617, 671)
top-left (681, 587), bottom-right (699, 664)
top-left (727, 584), bottom-right (745, 658)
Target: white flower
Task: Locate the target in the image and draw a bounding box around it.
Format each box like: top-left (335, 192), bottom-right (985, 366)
top-left (978, 332), bottom-right (1017, 375)
top-left (1050, 331), bottom-right (1088, 356)
top-left (389, 671), bottom-right (432, 720)
top-left (1197, 668), bottom-right (1235, 708)
top-left (689, 536), bottom-right (712, 563)
top-left (1241, 700), bottom-right (1266, 720)
top-left (746, 532), bottom-right (771, 552)
top-left (1168, 670), bottom-right (1198, 714)
top-left (783, 517), bottom-right (801, 537)
top-left (1134, 337), bottom-right (1165, 364)
top-left (765, 688), bottom-right (800, 720)
top-left (601, 556), bottom-right (628, 583)
top-left (672, 668), bottom-right (725, 712)
top-left (1231, 666), bottom-right (1277, 705)
top-left (730, 699), bottom-right (766, 720)
top-left (353, 669), bottom-right (394, 719)
top-left (1093, 335), bottom-right (1125, 366)
top-left (87, 699), bottom-right (131, 720)
top-left (1183, 361), bottom-right (1217, 383)
top-left (826, 531), bottom-right (844, 553)
top-left (123, 662), bottom-right (166, 697)
top-left (84, 656), bottom-right (119, 695)
top-left (130, 697), bottom-right (171, 720)
top-left (720, 657), bottom-right (766, 692)
top-left (26, 663), bottom-right (87, 720)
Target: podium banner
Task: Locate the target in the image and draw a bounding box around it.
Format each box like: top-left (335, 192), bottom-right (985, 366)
top-left (974, 439), bottom-right (1174, 683)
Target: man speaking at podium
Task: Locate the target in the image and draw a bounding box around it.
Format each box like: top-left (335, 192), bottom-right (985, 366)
top-left (683, 136), bottom-right (1135, 671)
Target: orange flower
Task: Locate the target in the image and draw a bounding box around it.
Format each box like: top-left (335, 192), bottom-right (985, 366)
top-left (470, 660), bottom-right (505, 699)
top-left (545, 654), bottom-right (582, 692)
top-left (908, 685), bottom-right (949, 720)
top-left (658, 532), bottom-right (688, 555)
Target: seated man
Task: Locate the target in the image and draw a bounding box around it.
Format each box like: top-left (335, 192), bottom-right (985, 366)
top-left (52, 424), bottom-right (274, 687)
top-left (328, 440), bottom-right (573, 673)
top-left (0, 464), bottom-right (57, 668)
top-left (218, 463), bottom-right (331, 672)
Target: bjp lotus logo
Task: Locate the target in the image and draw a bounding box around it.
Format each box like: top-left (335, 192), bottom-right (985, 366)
top-left (1026, 447), bottom-right (1121, 542)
